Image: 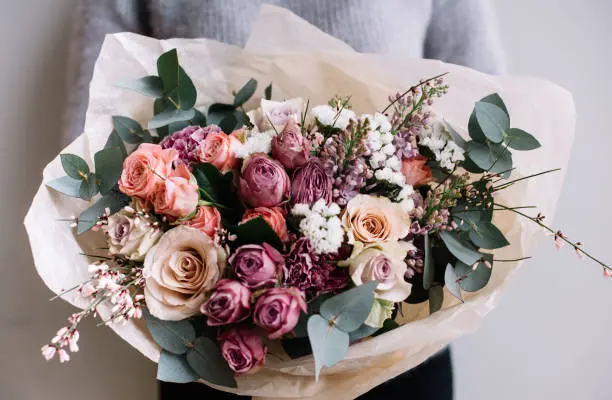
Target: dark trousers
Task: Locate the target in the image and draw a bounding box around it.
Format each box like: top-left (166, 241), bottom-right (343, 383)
top-left (159, 348), bottom-right (453, 400)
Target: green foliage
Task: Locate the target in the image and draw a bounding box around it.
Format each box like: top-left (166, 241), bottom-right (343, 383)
top-left (348, 323), bottom-right (380, 342)
top-left (466, 141), bottom-right (513, 176)
top-left (439, 231), bottom-right (483, 266)
top-left (78, 173), bottom-right (98, 201)
top-left (77, 191), bottom-right (130, 233)
top-left (473, 102), bottom-right (509, 143)
top-left (444, 263), bottom-right (463, 302)
top-left (264, 83), bottom-right (272, 100)
top-left (319, 281), bottom-right (378, 333)
top-left (505, 128), bottom-right (541, 150)
top-left (104, 130), bottom-right (127, 159)
top-left (113, 116), bottom-right (152, 144)
top-left (144, 311), bottom-right (196, 355)
top-left (46, 176), bottom-right (82, 198)
top-left (117, 75), bottom-right (165, 98)
top-left (148, 108), bottom-right (196, 129)
top-left (60, 154), bottom-right (89, 180)
top-left (372, 319), bottom-right (400, 337)
top-left (468, 221), bottom-right (509, 249)
top-left (428, 285), bottom-right (444, 314)
top-left (191, 163), bottom-right (242, 217)
top-left (157, 351), bottom-right (199, 383)
top-left (423, 232), bottom-right (434, 290)
top-left (454, 255), bottom-right (493, 292)
top-left (233, 78), bottom-right (257, 107)
top-left (186, 337), bottom-right (237, 388)
top-left (229, 217), bottom-right (283, 251)
top-left (94, 147), bottom-right (125, 195)
top-left (307, 314), bottom-right (350, 382)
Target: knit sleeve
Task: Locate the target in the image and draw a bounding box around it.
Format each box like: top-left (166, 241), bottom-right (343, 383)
top-left (62, 0), bottom-right (150, 145)
top-left (423, 0), bottom-right (505, 75)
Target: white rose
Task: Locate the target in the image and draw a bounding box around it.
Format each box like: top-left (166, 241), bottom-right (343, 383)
top-left (259, 98), bottom-right (303, 131)
top-left (143, 226), bottom-right (226, 320)
top-left (105, 211), bottom-right (161, 261)
top-left (343, 241), bottom-right (414, 302)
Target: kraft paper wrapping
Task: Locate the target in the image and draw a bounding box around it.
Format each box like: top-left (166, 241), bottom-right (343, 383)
top-left (25, 5), bottom-right (575, 399)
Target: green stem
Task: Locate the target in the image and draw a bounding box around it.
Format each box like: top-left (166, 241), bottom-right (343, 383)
top-left (493, 168), bottom-right (561, 191)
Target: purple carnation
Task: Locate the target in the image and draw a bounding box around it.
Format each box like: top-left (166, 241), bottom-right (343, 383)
top-left (283, 237), bottom-right (348, 299)
top-left (160, 125), bottom-right (222, 168)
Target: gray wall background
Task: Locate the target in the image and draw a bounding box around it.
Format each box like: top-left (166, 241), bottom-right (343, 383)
top-left (1, 1), bottom-right (610, 399)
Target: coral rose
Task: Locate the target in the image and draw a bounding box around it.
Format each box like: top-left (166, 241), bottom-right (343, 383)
top-left (118, 143), bottom-right (177, 198)
top-left (143, 226), bottom-right (225, 320)
top-left (182, 205), bottom-right (222, 238)
top-left (198, 131), bottom-right (240, 173)
top-left (401, 155), bottom-right (432, 187)
top-left (241, 207), bottom-right (289, 242)
top-left (148, 174), bottom-right (198, 219)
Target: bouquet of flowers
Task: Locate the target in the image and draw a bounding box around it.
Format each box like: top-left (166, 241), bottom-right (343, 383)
top-left (25, 5), bottom-right (607, 399)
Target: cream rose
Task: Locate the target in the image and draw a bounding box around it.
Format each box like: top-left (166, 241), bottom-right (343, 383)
top-left (143, 226), bottom-right (226, 320)
top-left (104, 210), bottom-right (161, 261)
top-left (342, 241), bottom-right (414, 302)
top-left (341, 194), bottom-right (411, 244)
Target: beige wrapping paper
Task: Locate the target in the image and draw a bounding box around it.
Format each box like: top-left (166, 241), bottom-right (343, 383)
top-left (24, 5), bottom-right (575, 399)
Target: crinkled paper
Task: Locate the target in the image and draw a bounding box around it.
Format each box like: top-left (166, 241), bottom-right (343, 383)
top-left (24, 5), bottom-right (575, 399)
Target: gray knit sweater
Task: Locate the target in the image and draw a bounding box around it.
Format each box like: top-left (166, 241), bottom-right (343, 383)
top-left (65, 0), bottom-right (503, 144)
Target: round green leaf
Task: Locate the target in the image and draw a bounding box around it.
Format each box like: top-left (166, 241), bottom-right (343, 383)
top-left (466, 141), bottom-right (512, 176)
top-left (157, 49), bottom-right (179, 93)
top-left (319, 281), bottom-right (377, 333)
top-left (506, 128), bottom-right (541, 151)
top-left (264, 83), bottom-right (272, 100)
top-left (46, 176), bottom-right (82, 198)
top-left (143, 310), bottom-right (196, 355)
top-left (439, 231), bottom-right (482, 266)
top-left (480, 93), bottom-right (509, 115)
top-left (474, 102), bottom-right (509, 143)
top-left (117, 75), bottom-right (164, 98)
top-left (112, 116), bottom-right (145, 144)
top-left (78, 173), bottom-right (98, 200)
top-left (234, 78), bottom-right (257, 107)
top-left (157, 351), bottom-right (198, 383)
top-left (307, 315), bottom-right (349, 382)
top-left (186, 337), bottom-right (237, 388)
top-left (148, 108), bottom-right (196, 129)
top-left (60, 154), bottom-right (90, 180)
top-left (348, 324), bottom-right (379, 342)
top-left (444, 263), bottom-right (463, 302)
top-left (454, 255), bottom-right (493, 292)
top-left (77, 191), bottom-right (130, 234)
top-left (94, 147), bottom-right (124, 195)
top-left (428, 285), bottom-right (444, 314)
top-left (468, 221), bottom-right (510, 249)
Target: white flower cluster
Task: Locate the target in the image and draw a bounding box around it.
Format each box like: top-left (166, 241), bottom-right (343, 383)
top-left (419, 121), bottom-right (465, 170)
top-left (292, 199), bottom-right (344, 254)
top-left (234, 130), bottom-right (275, 159)
top-left (312, 104), bottom-right (356, 130)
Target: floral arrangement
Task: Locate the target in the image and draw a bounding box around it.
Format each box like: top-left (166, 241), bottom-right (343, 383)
top-left (40, 49), bottom-right (609, 386)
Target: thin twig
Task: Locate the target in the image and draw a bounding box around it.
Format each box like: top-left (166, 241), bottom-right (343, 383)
top-left (381, 72), bottom-right (449, 114)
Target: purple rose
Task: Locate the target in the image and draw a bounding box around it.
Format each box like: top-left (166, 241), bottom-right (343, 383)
top-left (229, 243), bottom-right (283, 289)
top-left (290, 158), bottom-right (332, 205)
top-left (239, 154), bottom-right (290, 208)
top-left (200, 279), bottom-right (251, 326)
top-left (160, 125), bottom-right (222, 168)
top-left (283, 237), bottom-right (348, 299)
top-left (253, 287), bottom-right (307, 339)
top-left (271, 120), bottom-right (310, 169)
top-left (219, 327), bottom-right (267, 374)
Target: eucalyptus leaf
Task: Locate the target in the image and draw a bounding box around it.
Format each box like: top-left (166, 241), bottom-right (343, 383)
top-left (264, 83), bottom-right (272, 100)
top-left (94, 147), bottom-right (124, 195)
top-left (480, 93), bottom-right (509, 115)
top-left (207, 103), bottom-right (236, 125)
top-left (234, 78), bottom-right (257, 107)
top-left (461, 156), bottom-right (486, 173)
top-left (78, 173), bottom-right (98, 200)
top-left (191, 109), bottom-right (207, 126)
top-left (444, 263), bottom-right (463, 302)
top-left (506, 128), bottom-right (541, 151)
top-left (104, 130), bottom-right (127, 159)
top-left (46, 176), bottom-right (82, 198)
top-left (230, 217), bottom-right (283, 251)
top-left (454, 254), bottom-right (493, 292)
top-left (60, 154), bottom-right (89, 180)
top-left (319, 281), bottom-right (377, 333)
top-left (157, 49), bottom-right (179, 94)
top-left (372, 319), bottom-right (400, 337)
top-left (473, 101), bottom-right (509, 143)
top-left (144, 310), bottom-right (196, 355)
top-left (219, 112), bottom-right (238, 134)
top-left (77, 191), bottom-right (130, 234)
top-left (307, 314), bottom-right (349, 382)
top-left (348, 323), bottom-right (379, 342)
top-left (439, 231), bottom-right (482, 266)
top-left (423, 233), bottom-right (434, 290)
top-left (157, 351), bottom-right (199, 383)
top-left (468, 221), bottom-right (509, 249)
top-left (117, 75), bottom-right (164, 98)
top-left (148, 108), bottom-right (196, 129)
top-left (428, 285), bottom-right (444, 314)
top-left (113, 116), bottom-right (146, 144)
top-left (466, 141), bottom-right (512, 176)
top-left (186, 337), bottom-right (237, 388)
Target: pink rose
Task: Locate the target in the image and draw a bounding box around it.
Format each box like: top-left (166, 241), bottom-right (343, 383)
top-left (401, 155), bottom-right (432, 187)
top-left (119, 143), bottom-right (177, 198)
top-left (241, 207), bottom-right (289, 242)
top-left (290, 158), bottom-right (332, 205)
top-left (182, 205), bottom-right (221, 238)
top-left (229, 243), bottom-right (283, 289)
top-left (219, 327), bottom-right (267, 374)
top-left (253, 287), bottom-right (306, 339)
top-left (239, 154), bottom-right (290, 208)
top-left (271, 120), bottom-right (310, 169)
top-left (198, 131), bottom-right (240, 172)
top-left (200, 279), bottom-right (251, 326)
top-left (148, 170), bottom-right (198, 219)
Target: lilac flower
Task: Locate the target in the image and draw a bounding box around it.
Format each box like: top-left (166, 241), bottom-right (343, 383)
top-left (160, 125), bottom-right (222, 168)
top-left (283, 237), bottom-right (348, 299)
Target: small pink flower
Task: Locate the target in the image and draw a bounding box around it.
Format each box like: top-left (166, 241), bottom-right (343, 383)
top-left (58, 349), bottom-right (70, 363)
top-left (41, 345), bottom-right (56, 361)
top-left (604, 268), bottom-right (612, 278)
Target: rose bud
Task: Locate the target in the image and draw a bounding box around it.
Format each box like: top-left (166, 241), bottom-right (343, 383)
top-left (218, 327), bottom-right (267, 374)
top-left (198, 131), bottom-right (240, 173)
top-left (241, 207), bottom-right (289, 242)
top-left (182, 205), bottom-right (222, 238)
top-left (271, 120), bottom-right (310, 169)
top-left (290, 158), bottom-right (333, 205)
top-left (401, 155), bottom-right (432, 187)
top-left (200, 279), bottom-right (251, 326)
top-left (253, 287), bottom-right (307, 339)
top-left (239, 154), bottom-right (290, 208)
top-left (229, 243), bottom-right (283, 289)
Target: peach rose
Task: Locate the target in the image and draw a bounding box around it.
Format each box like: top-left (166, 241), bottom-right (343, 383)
top-left (143, 226), bottom-right (226, 320)
top-left (119, 143), bottom-right (178, 198)
top-left (182, 205), bottom-right (222, 238)
top-left (198, 132), bottom-right (240, 172)
top-left (341, 194), bottom-right (411, 244)
top-left (148, 171), bottom-right (199, 219)
top-left (401, 155), bottom-right (432, 187)
top-left (241, 207), bottom-right (289, 242)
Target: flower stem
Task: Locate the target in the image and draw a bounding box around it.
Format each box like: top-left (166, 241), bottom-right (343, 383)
top-left (381, 72), bottom-right (449, 114)
top-left (493, 168), bottom-right (561, 191)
